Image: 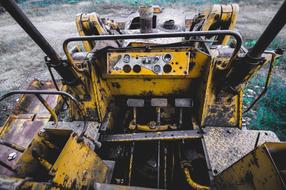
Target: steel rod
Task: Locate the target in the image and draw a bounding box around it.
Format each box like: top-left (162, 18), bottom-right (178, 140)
top-left (35, 94), bottom-right (59, 126)
top-left (157, 140), bottom-right (161, 188)
top-left (164, 146), bottom-right (167, 189)
top-left (128, 142), bottom-right (135, 186)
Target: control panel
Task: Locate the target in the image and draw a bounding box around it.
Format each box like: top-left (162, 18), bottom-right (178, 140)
top-left (107, 49), bottom-right (190, 76)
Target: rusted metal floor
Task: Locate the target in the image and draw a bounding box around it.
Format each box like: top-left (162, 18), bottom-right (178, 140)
top-left (0, 80), bottom-right (62, 175)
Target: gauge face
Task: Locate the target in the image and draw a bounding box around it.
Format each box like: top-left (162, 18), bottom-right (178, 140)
top-left (123, 54), bottom-right (131, 63)
top-left (153, 65), bottom-right (161, 73)
top-left (163, 53), bottom-right (172, 63)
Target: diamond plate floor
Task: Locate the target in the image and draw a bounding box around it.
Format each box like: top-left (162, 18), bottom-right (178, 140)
top-left (202, 127), bottom-right (280, 176)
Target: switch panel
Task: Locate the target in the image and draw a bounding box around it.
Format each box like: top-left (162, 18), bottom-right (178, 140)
top-left (107, 49), bottom-right (191, 76)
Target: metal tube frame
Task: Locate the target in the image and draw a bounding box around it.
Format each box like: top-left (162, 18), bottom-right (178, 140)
top-left (243, 51), bottom-right (276, 113)
top-left (63, 30), bottom-right (242, 68)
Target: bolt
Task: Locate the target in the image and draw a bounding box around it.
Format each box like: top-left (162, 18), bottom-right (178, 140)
top-left (149, 121), bottom-right (157, 129)
top-left (50, 168), bottom-right (57, 176)
top-left (8, 152), bottom-right (17, 161)
top-left (38, 128), bottom-right (45, 136)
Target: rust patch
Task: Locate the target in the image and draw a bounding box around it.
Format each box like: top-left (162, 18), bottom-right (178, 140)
top-left (0, 79), bottom-right (63, 176)
top-left (0, 116), bottom-right (47, 176)
top-left (243, 171), bottom-right (256, 189)
top-left (111, 82), bottom-right (121, 89)
top-left (143, 78), bottom-right (152, 81)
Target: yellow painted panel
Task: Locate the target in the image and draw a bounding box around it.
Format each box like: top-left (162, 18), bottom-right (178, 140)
top-left (107, 78), bottom-right (193, 96)
top-left (51, 134), bottom-right (108, 189)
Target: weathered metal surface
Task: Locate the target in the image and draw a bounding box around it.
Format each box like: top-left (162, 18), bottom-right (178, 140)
top-left (0, 176), bottom-right (28, 190)
top-left (202, 89), bottom-right (242, 127)
top-left (93, 182), bottom-right (157, 190)
top-left (45, 121), bottom-right (99, 138)
top-left (101, 130), bottom-right (202, 142)
top-left (129, 124), bottom-right (177, 132)
top-left (51, 134), bottom-right (109, 189)
top-left (202, 127), bottom-right (280, 176)
top-left (0, 114), bottom-right (48, 176)
top-left (45, 121), bottom-right (101, 149)
top-left (0, 80), bottom-right (62, 176)
top-left (215, 142), bottom-right (286, 190)
top-left (13, 80), bottom-right (62, 115)
top-left (0, 176), bottom-right (65, 190)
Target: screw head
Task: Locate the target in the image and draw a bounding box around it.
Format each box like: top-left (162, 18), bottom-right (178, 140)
top-left (8, 152), bottom-right (17, 161)
top-left (38, 128), bottom-right (46, 136)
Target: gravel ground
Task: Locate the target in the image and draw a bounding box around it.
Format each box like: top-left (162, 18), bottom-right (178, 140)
top-left (0, 1), bottom-right (285, 125)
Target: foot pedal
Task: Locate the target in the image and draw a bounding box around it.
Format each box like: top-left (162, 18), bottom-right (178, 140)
top-left (151, 98), bottom-right (168, 107)
top-left (175, 98), bottom-right (193, 108)
top-left (127, 99), bottom-right (144, 107)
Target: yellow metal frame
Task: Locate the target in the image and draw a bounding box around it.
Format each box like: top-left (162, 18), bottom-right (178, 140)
top-left (51, 133), bottom-right (109, 189)
top-left (202, 4), bottom-right (239, 45)
top-left (76, 12), bottom-right (107, 51)
top-left (215, 142), bottom-right (286, 190)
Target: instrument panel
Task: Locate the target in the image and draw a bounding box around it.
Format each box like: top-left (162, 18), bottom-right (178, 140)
top-left (107, 49), bottom-right (191, 76)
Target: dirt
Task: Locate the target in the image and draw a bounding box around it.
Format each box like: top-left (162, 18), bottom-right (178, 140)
top-left (0, 1), bottom-right (285, 125)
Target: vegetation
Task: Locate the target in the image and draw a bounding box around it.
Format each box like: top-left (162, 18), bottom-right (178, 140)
top-left (244, 39), bottom-right (286, 140)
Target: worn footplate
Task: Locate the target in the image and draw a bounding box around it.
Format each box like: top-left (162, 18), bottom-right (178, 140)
top-left (0, 80), bottom-right (63, 175)
top-left (13, 80), bottom-right (63, 115)
top-left (202, 127), bottom-right (280, 176)
top-left (101, 126), bottom-right (281, 180)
